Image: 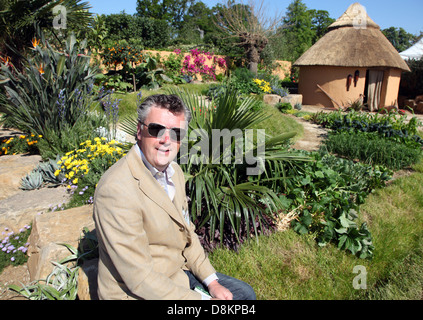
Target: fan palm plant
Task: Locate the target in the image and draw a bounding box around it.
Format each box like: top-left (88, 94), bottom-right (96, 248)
top-left (121, 86), bottom-right (310, 247)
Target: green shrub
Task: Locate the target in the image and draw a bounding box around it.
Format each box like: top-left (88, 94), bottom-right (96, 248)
top-left (322, 131), bottom-right (422, 171)
top-left (54, 137), bottom-right (129, 208)
top-left (0, 134), bottom-right (41, 156)
top-left (284, 151), bottom-right (393, 259)
top-left (276, 102), bottom-right (293, 113)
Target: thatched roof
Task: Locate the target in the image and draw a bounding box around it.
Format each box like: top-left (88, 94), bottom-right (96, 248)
top-left (294, 3), bottom-right (410, 72)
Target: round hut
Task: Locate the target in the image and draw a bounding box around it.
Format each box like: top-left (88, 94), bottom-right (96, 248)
top-left (294, 2), bottom-right (410, 111)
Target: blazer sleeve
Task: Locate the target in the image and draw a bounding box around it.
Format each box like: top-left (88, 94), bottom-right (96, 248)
top-left (173, 165), bottom-right (217, 281)
top-left (94, 172), bottom-right (201, 300)
top-left (184, 221), bottom-right (217, 281)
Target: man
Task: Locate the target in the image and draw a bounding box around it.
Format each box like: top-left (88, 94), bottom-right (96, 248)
top-left (93, 94), bottom-right (256, 300)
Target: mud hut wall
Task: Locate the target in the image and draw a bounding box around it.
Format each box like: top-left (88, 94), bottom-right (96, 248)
top-left (298, 65), bottom-right (367, 107)
top-left (379, 68), bottom-right (402, 108)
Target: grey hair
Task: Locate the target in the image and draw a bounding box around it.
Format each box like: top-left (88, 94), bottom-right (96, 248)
top-left (137, 94), bottom-right (192, 125)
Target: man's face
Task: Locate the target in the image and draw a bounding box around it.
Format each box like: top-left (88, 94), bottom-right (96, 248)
top-left (136, 106), bottom-right (186, 172)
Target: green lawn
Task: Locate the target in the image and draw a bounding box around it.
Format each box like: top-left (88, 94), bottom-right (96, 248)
top-left (209, 156), bottom-right (423, 300)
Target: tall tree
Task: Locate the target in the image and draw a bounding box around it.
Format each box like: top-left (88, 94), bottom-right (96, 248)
top-left (270, 0), bottom-right (333, 62)
top-left (215, 0), bottom-right (283, 74)
top-left (308, 9), bottom-right (335, 43)
top-left (281, 0), bottom-right (314, 61)
top-left (382, 27), bottom-right (417, 52)
top-left (103, 13), bottom-right (171, 48)
top-left (176, 1), bottom-right (214, 43)
top-left (136, 0), bottom-right (194, 30)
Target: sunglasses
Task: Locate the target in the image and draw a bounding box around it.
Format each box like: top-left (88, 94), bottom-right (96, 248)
top-left (141, 122), bottom-right (186, 142)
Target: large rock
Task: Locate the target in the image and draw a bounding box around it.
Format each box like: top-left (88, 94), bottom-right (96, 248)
top-left (0, 154), bottom-right (42, 200)
top-left (263, 94), bottom-right (282, 106)
top-left (281, 94), bottom-right (303, 108)
top-left (27, 205), bottom-right (95, 282)
top-left (0, 187), bottom-right (70, 234)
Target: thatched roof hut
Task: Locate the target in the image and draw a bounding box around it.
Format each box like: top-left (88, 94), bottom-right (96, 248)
top-left (294, 2), bottom-right (410, 110)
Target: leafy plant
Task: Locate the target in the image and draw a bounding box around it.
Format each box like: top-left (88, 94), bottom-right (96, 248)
top-left (20, 170), bottom-right (43, 190)
top-left (20, 156), bottom-right (65, 190)
top-left (0, 32), bottom-right (109, 159)
top-left (284, 150), bottom-right (392, 259)
top-left (276, 102), bottom-right (293, 113)
top-left (172, 86), bottom-right (309, 249)
top-left (8, 227), bottom-right (98, 300)
top-left (98, 73), bottom-right (133, 92)
top-left (180, 48), bottom-right (225, 81)
top-left (322, 131), bottom-right (422, 171)
top-left (136, 55), bottom-right (173, 89)
top-left (55, 137), bottom-right (128, 207)
top-left (0, 134), bottom-right (41, 156)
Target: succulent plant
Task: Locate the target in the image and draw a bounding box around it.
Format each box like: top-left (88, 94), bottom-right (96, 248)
top-left (20, 156), bottom-right (65, 190)
top-left (20, 170), bottom-right (43, 190)
top-left (38, 156), bottom-right (65, 187)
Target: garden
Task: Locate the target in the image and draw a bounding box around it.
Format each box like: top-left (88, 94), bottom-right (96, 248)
top-left (1, 0), bottom-right (423, 301)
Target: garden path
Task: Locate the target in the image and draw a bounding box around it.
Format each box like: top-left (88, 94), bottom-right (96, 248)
top-left (289, 105), bottom-right (332, 151)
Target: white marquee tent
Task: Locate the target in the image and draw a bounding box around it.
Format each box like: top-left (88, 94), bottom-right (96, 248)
top-left (400, 38), bottom-right (423, 60)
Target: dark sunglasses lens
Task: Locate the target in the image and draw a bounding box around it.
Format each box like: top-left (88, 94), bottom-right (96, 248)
top-left (171, 128), bottom-right (186, 141)
top-left (148, 123), bottom-right (166, 137)
top-left (147, 123), bottom-right (186, 141)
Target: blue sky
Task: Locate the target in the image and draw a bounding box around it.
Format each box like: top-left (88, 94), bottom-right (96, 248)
top-left (86, 0), bottom-right (423, 35)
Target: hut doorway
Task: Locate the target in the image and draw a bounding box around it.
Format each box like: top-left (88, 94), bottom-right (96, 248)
top-left (365, 69), bottom-right (384, 111)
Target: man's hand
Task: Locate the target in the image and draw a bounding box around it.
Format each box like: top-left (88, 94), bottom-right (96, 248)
top-left (207, 280), bottom-right (233, 300)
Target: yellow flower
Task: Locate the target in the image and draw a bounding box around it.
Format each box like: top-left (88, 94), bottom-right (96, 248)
top-left (54, 169), bottom-right (61, 177)
top-left (72, 178), bottom-right (78, 185)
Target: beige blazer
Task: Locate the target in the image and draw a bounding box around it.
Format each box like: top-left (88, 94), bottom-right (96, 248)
top-left (93, 145), bottom-right (216, 300)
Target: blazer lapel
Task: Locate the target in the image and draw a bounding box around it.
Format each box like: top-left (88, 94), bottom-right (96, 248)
top-left (126, 145), bottom-right (186, 228)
